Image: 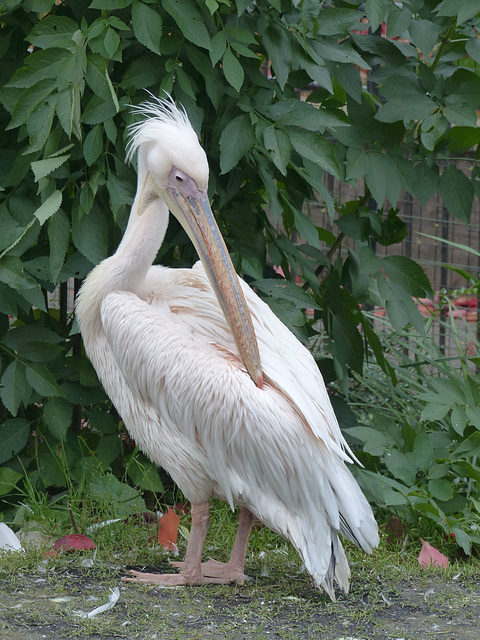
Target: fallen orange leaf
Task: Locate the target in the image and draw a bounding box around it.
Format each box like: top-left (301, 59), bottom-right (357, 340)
top-left (418, 538), bottom-right (448, 568)
top-left (157, 507), bottom-right (179, 551)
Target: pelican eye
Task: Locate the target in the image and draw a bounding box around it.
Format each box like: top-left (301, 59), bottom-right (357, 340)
top-left (175, 174), bottom-right (184, 183)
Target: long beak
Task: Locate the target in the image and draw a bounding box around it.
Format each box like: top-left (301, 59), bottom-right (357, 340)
top-left (165, 183), bottom-right (263, 389)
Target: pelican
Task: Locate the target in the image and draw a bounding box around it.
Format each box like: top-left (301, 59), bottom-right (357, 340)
top-left (76, 96), bottom-right (378, 598)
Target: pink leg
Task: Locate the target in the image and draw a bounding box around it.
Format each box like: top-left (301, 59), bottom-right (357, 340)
top-left (172, 506), bottom-right (255, 583)
top-left (123, 505), bottom-right (255, 586)
top-left (123, 502), bottom-right (210, 586)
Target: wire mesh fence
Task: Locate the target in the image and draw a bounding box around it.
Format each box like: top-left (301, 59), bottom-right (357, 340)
top-left (310, 161), bottom-right (480, 360)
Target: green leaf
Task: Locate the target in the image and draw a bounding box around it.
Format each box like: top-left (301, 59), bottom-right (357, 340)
top-left (0, 256), bottom-right (38, 290)
top-left (357, 469), bottom-right (408, 506)
top-left (364, 153), bottom-right (394, 205)
top-left (382, 255), bottom-right (432, 298)
top-left (293, 209), bottom-right (319, 248)
top-left (262, 25), bottom-right (291, 90)
top-left (219, 114), bottom-right (255, 174)
top-left (241, 255), bottom-right (263, 280)
top-left (87, 473), bottom-right (146, 518)
top-left (6, 49), bottom-right (71, 88)
top-left (163, 0), bottom-right (210, 49)
top-left (386, 6), bottom-right (411, 38)
top-left (450, 527), bottom-right (471, 556)
top-left (376, 75), bottom-right (436, 124)
top-left (132, 0), bottom-right (162, 55)
top-left (253, 279), bottom-right (321, 310)
top-left (440, 165), bottom-right (474, 222)
top-left (24, 95), bottom-right (57, 154)
top-left (209, 30), bottom-right (227, 66)
top-left (103, 27), bottom-right (120, 59)
top-left (451, 406), bottom-right (468, 436)
top-left (28, 15), bottom-right (79, 49)
top-left (378, 276), bottom-right (426, 333)
top-left (81, 94), bottom-right (118, 125)
top-left (263, 126), bottom-right (291, 176)
top-left (315, 8), bottom-right (361, 36)
top-left (83, 125), bottom-right (103, 166)
top-left (89, 0), bottom-right (133, 8)
top-left (43, 397), bottom-right (72, 440)
top-left (364, 0), bottom-right (388, 32)
top-left (444, 98), bottom-right (477, 127)
top-left (436, 0), bottom-right (480, 23)
top-left (34, 190), bottom-right (63, 225)
top-left (25, 362), bottom-right (65, 398)
top-left (85, 54), bottom-right (115, 102)
top-left (31, 155), bottom-right (70, 182)
top-left (72, 203), bottom-right (109, 264)
top-left (345, 426), bottom-right (391, 456)
top-left (447, 127), bottom-right (480, 153)
top-left (48, 209), bottom-right (70, 283)
top-left (466, 406), bottom-right (480, 430)
top-left (289, 130), bottom-right (341, 180)
top-left (18, 285), bottom-right (47, 313)
top-left (465, 38), bottom-right (480, 64)
top-left (260, 99), bottom-right (348, 131)
top-left (0, 283), bottom-right (18, 316)
top-left (0, 361), bottom-right (29, 416)
top-left (420, 403), bottom-right (450, 422)
top-left (445, 69), bottom-right (480, 109)
top-left (428, 479), bottom-right (453, 502)
top-left (313, 40), bottom-right (370, 69)
top-left (127, 456), bottom-right (165, 492)
top-left (331, 62), bottom-right (362, 103)
top-left (330, 314), bottom-right (363, 373)
top-left (56, 86), bottom-right (77, 137)
top-left (414, 162), bottom-right (439, 205)
top-left (384, 449), bottom-right (417, 485)
top-left (6, 79), bottom-right (55, 130)
top-left (408, 19), bottom-right (441, 56)
top-left (0, 419), bottom-right (30, 464)
top-left (107, 172), bottom-right (135, 221)
top-left (175, 66), bottom-right (196, 99)
top-left (297, 160), bottom-right (335, 221)
top-left (0, 467), bottom-right (22, 497)
top-left (222, 47), bottom-right (244, 93)
top-left (420, 112), bottom-right (447, 151)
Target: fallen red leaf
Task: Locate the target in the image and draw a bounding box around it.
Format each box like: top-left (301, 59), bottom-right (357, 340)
top-left (53, 534), bottom-right (96, 552)
top-left (418, 538), bottom-right (448, 568)
top-left (157, 508), bottom-right (179, 551)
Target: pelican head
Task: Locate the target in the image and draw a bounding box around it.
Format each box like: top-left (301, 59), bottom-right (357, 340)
top-left (126, 96), bottom-right (263, 388)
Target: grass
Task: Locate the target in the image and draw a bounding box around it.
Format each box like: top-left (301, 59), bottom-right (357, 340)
top-left (1, 504), bottom-right (479, 639)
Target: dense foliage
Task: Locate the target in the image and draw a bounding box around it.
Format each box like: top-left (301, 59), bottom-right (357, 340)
top-left (345, 296), bottom-right (480, 555)
top-left (0, 1), bottom-right (479, 548)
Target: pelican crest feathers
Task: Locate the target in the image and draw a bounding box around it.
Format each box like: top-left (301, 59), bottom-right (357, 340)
top-left (126, 94), bottom-right (194, 164)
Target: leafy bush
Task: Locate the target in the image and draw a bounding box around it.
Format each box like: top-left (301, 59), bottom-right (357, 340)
top-left (345, 295), bottom-right (480, 554)
top-left (0, 1), bottom-right (479, 533)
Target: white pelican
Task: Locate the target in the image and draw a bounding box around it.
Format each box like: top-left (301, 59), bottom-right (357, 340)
top-left (76, 96), bottom-right (378, 599)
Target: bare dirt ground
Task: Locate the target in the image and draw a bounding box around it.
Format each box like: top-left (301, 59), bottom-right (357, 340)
top-left (1, 559), bottom-right (479, 640)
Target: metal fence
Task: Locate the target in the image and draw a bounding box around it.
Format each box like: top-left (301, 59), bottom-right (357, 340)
top-left (310, 162), bottom-right (480, 359)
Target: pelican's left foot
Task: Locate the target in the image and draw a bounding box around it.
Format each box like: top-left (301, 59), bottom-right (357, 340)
top-left (171, 558), bottom-right (248, 584)
top-left (122, 565), bottom-right (243, 586)
top-left (122, 570), bottom-right (188, 586)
